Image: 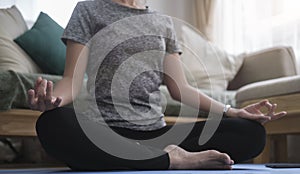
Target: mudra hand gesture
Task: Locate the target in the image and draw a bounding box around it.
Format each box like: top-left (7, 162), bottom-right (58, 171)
top-left (227, 100), bottom-right (287, 124)
top-left (27, 77), bottom-right (62, 112)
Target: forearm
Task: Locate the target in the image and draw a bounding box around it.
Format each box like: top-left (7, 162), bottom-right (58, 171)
top-left (172, 85), bottom-right (227, 116)
top-left (52, 76), bottom-right (82, 107)
top-left (52, 41), bottom-right (87, 107)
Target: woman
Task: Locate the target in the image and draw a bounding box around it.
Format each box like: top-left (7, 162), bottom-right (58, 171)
top-left (28, 0), bottom-right (287, 171)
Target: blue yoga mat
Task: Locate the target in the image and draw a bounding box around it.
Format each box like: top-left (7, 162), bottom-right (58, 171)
top-left (1, 164), bottom-right (300, 174)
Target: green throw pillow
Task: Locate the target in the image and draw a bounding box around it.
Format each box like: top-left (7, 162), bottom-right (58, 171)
top-left (14, 12), bottom-right (66, 75)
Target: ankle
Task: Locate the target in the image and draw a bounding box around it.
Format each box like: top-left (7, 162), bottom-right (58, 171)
top-left (164, 145), bottom-right (188, 169)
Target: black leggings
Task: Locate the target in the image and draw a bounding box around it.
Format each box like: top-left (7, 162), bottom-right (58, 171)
top-left (36, 107), bottom-right (266, 171)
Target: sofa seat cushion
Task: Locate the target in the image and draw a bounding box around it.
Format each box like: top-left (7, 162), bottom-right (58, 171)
top-left (236, 75), bottom-right (300, 103)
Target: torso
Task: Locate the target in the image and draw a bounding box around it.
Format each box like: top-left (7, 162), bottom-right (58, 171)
top-left (63, 0), bottom-right (180, 131)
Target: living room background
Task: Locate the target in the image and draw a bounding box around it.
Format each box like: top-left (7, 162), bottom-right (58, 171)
top-left (1, 0), bottom-right (300, 163)
top-left (212, 0), bottom-right (300, 74)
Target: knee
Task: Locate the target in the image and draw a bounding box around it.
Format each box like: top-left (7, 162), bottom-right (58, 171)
top-left (254, 122), bottom-right (266, 154)
top-left (36, 107), bottom-right (76, 144)
top-left (227, 118), bottom-right (266, 144)
top-left (240, 119), bottom-right (266, 158)
top-left (36, 107), bottom-right (74, 159)
top-left (36, 107), bottom-right (65, 134)
top-left (245, 119), bottom-right (266, 143)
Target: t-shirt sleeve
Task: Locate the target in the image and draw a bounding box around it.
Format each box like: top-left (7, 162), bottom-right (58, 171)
top-left (165, 19), bottom-right (182, 55)
top-left (61, 2), bottom-right (94, 45)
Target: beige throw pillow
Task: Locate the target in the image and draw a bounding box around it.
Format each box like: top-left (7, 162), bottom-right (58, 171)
top-left (0, 6), bottom-right (41, 73)
top-left (180, 25), bottom-right (244, 91)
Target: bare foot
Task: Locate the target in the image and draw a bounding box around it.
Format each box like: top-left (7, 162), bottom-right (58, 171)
top-left (164, 145), bottom-right (234, 170)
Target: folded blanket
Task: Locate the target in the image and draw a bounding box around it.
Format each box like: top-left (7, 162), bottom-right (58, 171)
top-left (0, 70), bottom-right (62, 111)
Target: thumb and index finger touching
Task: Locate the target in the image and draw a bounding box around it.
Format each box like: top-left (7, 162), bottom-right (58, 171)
top-left (253, 100), bottom-right (287, 121)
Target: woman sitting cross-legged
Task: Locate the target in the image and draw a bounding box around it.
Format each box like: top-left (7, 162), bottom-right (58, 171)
top-left (28, 0), bottom-right (287, 171)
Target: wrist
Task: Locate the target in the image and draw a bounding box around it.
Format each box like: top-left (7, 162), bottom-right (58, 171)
top-left (225, 107), bottom-right (239, 118)
top-left (223, 105), bottom-right (231, 115)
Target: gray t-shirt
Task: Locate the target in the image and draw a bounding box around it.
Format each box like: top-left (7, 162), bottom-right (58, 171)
top-left (62, 0), bottom-right (181, 131)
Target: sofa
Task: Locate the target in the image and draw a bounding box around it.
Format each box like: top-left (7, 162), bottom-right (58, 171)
top-left (0, 5), bottom-right (300, 164)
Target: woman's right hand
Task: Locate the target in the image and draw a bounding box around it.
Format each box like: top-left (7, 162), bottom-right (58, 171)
top-left (27, 77), bottom-right (62, 112)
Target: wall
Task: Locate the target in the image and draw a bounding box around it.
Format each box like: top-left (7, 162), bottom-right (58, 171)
top-left (147, 0), bottom-right (196, 27)
top-left (0, 0), bottom-right (79, 27)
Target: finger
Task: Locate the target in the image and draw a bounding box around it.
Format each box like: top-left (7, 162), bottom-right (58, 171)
top-left (45, 81), bottom-right (53, 108)
top-left (27, 89), bottom-right (36, 109)
top-left (267, 103), bottom-right (277, 116)
top-left (37, 79), bottom-right (47, 111)
top-left (37, 79), bottom-right (47, 99)
top-left (241, 110), bottom-right (266, 120)
top-left (270, 111), bottom-right (287, 121)
top-left (34, 77), bottom-right (43, 97)
top-left (255, 100), bottom-right (268, 109)
top-left (53, 97), bottom-right (62, 107)
top-left (242, 112), bottom-right (271, 123)
top-left (264, 101), bottom-right (273, 112)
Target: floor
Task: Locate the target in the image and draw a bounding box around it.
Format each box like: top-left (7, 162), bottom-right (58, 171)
top-left (0, 164), bottom-right (300, 174)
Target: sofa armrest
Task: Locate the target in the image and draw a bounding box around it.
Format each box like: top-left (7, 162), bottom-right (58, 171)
top-left (236, 75), bottom-right (300, 106)
top-left (228, 46), bottom-right (297, 90)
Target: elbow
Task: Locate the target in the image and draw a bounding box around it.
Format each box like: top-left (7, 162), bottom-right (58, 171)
top-left (167, 84), bottom-right (189, 102)
top-left (169, 91), bottom-right (181, 101)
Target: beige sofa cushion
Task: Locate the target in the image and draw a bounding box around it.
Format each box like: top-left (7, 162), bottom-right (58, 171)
top-left (236, 75), bottom-right (300, 103)
top-left (180, 25), bottom-right (244, 90)
top-left (228, 46), bottom-right (297, 90)
top-left (0, 6), bottom-right (41, 73)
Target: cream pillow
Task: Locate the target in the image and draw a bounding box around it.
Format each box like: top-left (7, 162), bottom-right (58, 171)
top-left (180, 26), bottom-right (244, 91)
top-left (0, 6), bottom-right (41, 73)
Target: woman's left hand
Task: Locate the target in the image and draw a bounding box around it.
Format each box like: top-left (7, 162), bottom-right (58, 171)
top-left (227, 100), bottom-right (287, 124)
